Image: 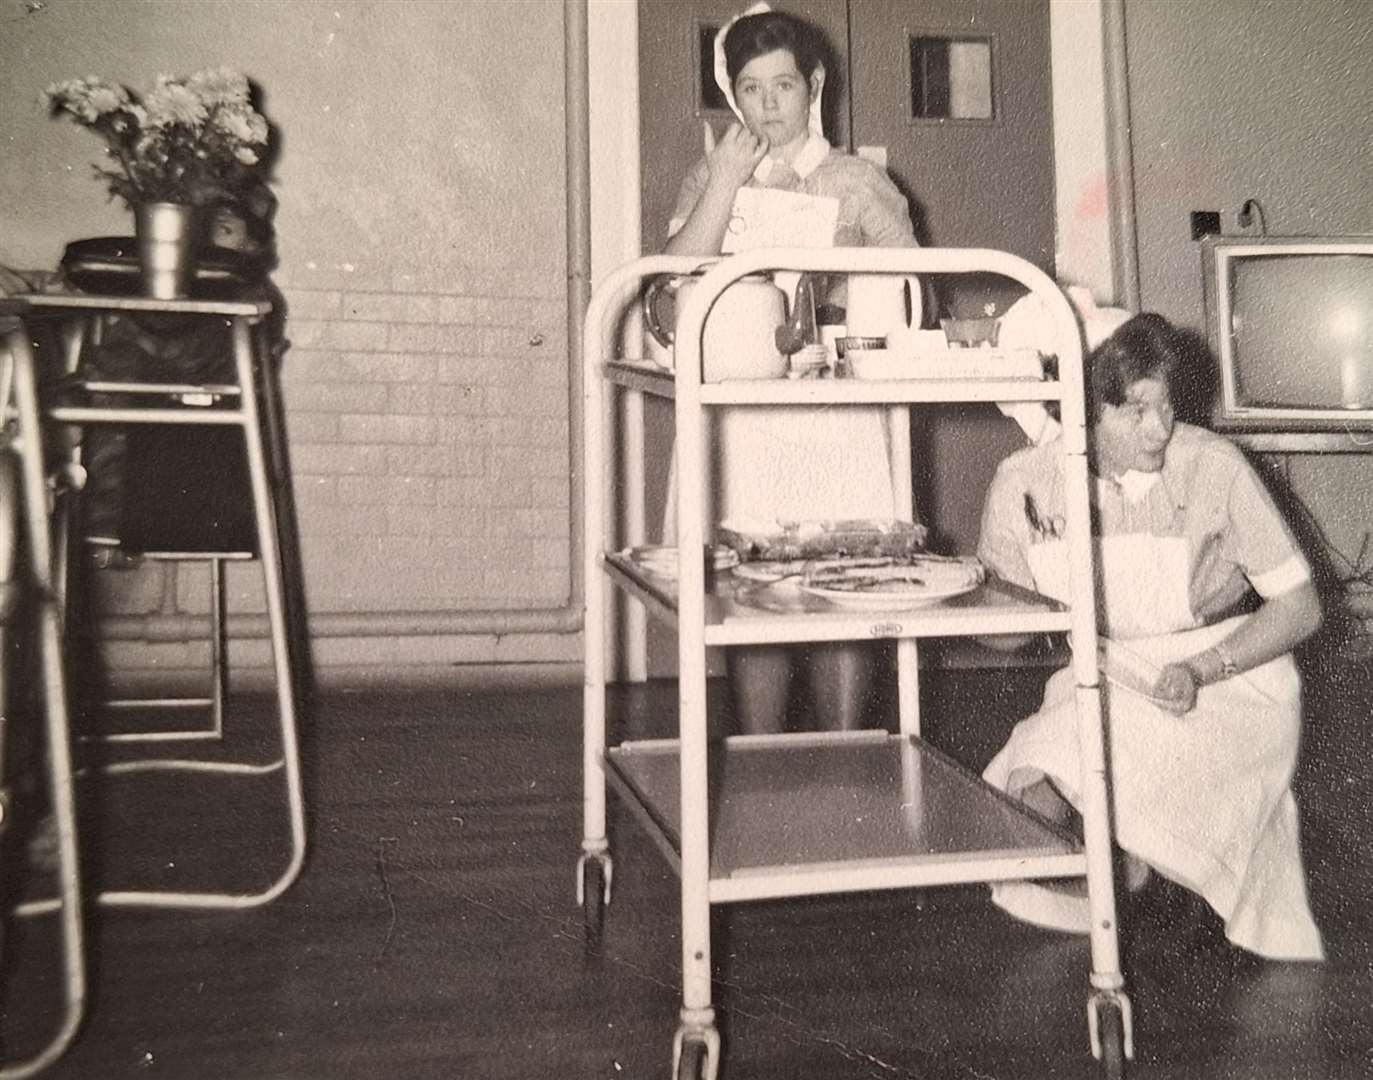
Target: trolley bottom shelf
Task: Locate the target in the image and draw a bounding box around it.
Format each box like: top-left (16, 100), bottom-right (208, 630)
top-left (605, 730), bottom-right (1086, 904)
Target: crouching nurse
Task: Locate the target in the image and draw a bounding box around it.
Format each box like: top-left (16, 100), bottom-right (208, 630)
top-left (977, 312), bottom-right (1324, 966)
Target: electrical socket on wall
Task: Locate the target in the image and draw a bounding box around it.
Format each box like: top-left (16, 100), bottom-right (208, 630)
top-left (1190, 210), bottom-right (1221, 240)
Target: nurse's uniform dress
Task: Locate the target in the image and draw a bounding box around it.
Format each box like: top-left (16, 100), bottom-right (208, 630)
top-left (667, 133), bottom-right (915, 529)
top-left (977, 422), bottom-right (1324, 961)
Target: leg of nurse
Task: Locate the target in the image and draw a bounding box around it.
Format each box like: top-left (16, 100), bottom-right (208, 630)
top-left (1019, 776), bottom-right (1080, 833)
top-left (730, 645), bottom-right (791, 734)
top-left (808, 641), bottom-right (873, 731)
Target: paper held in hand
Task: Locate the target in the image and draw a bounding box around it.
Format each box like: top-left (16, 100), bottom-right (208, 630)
top-left (724, 187), bottom-right (839, 253)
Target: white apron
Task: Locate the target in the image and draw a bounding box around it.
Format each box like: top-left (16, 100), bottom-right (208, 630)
top-left (663, 181), bottom-right (898, 538)
top-left (664, 407), bottom-right (895, 538)
top-left (983, 533), bottom-right (1324, 961)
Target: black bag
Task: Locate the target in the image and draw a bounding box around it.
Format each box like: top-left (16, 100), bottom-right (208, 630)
top-left (120, 424), bottom-right (258, 555)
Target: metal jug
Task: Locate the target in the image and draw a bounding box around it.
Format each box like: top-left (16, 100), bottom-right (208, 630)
top-left (642, 271), bottom-right (788, 381)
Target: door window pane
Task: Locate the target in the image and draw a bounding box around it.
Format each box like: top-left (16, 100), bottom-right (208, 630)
top-left (698, 23), bottom-right (729, 112)
top-left (910, 36), bottom-right (994, 121)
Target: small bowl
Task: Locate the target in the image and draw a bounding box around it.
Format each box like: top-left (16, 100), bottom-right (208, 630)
top-left (835, 335), bottom-right (887, 358)
top-left (940, 317), bottom-right (1001, 348)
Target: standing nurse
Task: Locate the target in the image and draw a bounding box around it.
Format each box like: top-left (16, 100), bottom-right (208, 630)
top-left (665, 4), bottom-right (920, 734)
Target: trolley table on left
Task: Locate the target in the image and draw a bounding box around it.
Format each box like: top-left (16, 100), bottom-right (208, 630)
top-left (1, 298), bottom-right (85, 1079)
top-left (0, 292), bottom-right (306, 1075)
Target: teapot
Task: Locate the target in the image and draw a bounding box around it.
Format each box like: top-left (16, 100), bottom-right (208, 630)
top-left (642, 270), bottom-right (788, 381)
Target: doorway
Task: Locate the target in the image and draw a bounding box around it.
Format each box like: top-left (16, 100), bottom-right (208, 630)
top-left (636, 0), bottom-right (1053, 558)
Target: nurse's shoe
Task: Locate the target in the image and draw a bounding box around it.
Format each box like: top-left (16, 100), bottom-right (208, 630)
top-left (1122, 852), bottom-right (1152, 893)
top-left (990, 878), bottom-right (1090, 936)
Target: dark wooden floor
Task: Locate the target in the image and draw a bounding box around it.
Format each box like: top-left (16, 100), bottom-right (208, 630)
top-left (3, 658), bottom-right (1372, 1079)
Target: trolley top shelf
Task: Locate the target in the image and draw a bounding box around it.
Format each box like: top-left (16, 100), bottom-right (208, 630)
top-left (601, 359), bottom-right (1064, 404)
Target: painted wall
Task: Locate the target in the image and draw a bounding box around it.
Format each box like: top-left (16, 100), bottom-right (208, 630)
top-left (1123, 0), bottom-right (1373, 621)
top-left (1124, 0), bottom-right (1373, 325)
top-left (1049, 0), bottom-right (1112, 302)
top-left (1, 0), bottom-right (578, 682)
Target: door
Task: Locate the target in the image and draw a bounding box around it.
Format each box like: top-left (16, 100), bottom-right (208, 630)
top-left (848, 0), bottom-right (1053, 265)
top-left (847, 0), bottom-right (1053, 556)
top-left (637, 0), bottom-right (1054, 560)
top-left (639, 0), bottom-right (1053, 269)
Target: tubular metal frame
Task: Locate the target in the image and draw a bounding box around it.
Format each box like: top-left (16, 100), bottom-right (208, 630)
top-left (0, 304), bottom-right (86, 1079)
top-left (10, 293), bottom-right (306, 912)
top-left (85, 549), bottom-right (253, 745)
top-left (580, 249), bottom-right (1134, 1078)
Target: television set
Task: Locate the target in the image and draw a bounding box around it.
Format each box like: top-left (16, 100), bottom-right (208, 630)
top-left (1202, 235), bottom-right (1373, 432)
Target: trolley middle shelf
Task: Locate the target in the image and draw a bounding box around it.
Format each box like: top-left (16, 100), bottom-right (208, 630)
top-left (602, 551), bottom-right (1072, 645)
top-left (605, 730), bottom-right (1085, 904)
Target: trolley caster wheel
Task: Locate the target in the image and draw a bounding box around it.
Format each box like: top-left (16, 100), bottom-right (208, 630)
top-left (1089, 991), bottom-right (1133, 1080)
top-left (576, 852), bottom-right (612, 953)
top-left (1098, 1004), bottom-right (1125, 1078)
top-left (672, 1031), bottom-right (719, 1080)
top-left (676, 1038), bottom-right (706, 1080)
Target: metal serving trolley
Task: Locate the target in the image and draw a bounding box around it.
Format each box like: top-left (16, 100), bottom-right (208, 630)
top-left (579, 249), bottom-right (1133, 1079)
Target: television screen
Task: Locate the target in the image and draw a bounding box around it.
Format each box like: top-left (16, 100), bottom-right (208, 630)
top-left (1203, 236), bottom-right (1373, 430)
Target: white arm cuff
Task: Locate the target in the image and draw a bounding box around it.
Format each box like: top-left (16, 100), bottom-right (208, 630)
top-left (1251, 554), bottom-right (1311, 598)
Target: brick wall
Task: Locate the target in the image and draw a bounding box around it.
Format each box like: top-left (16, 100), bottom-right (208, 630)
top-left (88, 267), bottom-right (579, 687)
top-left (276, 268), bottom-right (571, 618)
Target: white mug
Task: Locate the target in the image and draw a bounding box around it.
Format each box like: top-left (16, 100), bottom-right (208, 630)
top-left (846, 274), bottom-right (923, 338)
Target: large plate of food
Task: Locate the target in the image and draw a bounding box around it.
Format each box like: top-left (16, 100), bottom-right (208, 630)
top-left (797, 556), bottom-right (984, 610)
top-left (733, 555), bottom-right (897, 584)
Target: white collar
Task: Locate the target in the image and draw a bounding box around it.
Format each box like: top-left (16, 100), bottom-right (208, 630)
top-left (753, 133), bottom-right (830, 184)
top-left (1099, 469), bottom-right (1162, 504)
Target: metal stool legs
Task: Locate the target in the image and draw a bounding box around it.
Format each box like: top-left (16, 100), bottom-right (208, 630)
top-left (93, 552), bottom-right (246, 743)
top-left (72, 314), bottom-right (305, 911)
top-left (24, 297), bottom-right (307, 911)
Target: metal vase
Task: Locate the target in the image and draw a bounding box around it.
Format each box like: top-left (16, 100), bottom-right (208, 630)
top-left (134, 202), bottom-right (201, 299)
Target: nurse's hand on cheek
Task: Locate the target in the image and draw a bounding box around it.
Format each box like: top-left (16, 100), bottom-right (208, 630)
top-left (707, 122), bottom-right (769, 189)
top-left (1151, 661), bottom-right (1199, 715)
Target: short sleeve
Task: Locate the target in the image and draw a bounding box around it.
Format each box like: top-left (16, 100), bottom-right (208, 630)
top-left (667, 157), bottom-right (711, 240)
top-left (977, 459), bottom-right (1036, 591)
top-left (1217, 451), bottom-right (1311, 596)
top-left (854, 162), bottom-right (916, 248)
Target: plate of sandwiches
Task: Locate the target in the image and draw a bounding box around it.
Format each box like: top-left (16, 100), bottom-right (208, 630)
top-left (797, 555), bottom-right (985, 610)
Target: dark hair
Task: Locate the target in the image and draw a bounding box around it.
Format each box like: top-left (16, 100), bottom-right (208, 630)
top-left (1087, 312), bottom-right (1191, 417)
top-left (724, 11), bottom-right (824, 84)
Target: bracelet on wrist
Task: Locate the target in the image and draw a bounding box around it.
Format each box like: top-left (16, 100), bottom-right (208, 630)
top-left (1212, 641), bottom-right (1239, 681)
top-left (1182, 656), bottom-right (1210, 686)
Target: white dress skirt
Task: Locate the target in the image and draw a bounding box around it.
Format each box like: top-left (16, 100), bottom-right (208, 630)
top-left (983, 533), bottom-right (1324, 961)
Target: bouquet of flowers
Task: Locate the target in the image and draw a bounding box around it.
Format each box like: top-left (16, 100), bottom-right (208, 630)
top-left (45, 67), bottom-right (271, 211)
